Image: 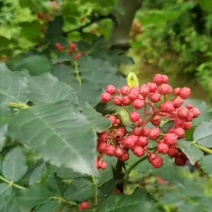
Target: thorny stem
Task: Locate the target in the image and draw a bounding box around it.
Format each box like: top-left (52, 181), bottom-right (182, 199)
top-left (74, 61), bottom-right (82, 86)
top-left (126, 155), bottom-right (148, 178)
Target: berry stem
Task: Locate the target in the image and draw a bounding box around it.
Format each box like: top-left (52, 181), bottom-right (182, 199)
top-left (92, 176), bottom-right (98, 212)
top-left (192, 142), bottom-right (212, 154)
top-left (0, 175), bottom-right (26, 190)
top-left (126, 155), bottom-right (148, 178)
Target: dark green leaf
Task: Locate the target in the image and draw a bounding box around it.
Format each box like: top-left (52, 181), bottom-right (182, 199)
top-left (64, 178), bottom-right (95, 202)
top-left (9, 101), bottom-right (97, 175)
top-left (52, 57), bottom-right (124, 106)
top-left (17, 184), bottom-right (52, 211)
top-left (193, 121), bottom-right (212, 148)
top-left (0, 125), bottom-right (7, 151)
top-left (98, 188), bottom-right (156, 212)
top-left (161, 120), bottom-right (175, 133)
top-left (2, 147), bottom-right (28, 182)
top-left (178, 140), bottom-right (204, 165)
top-left (14, 55), bottom-right (51, 76)
top-left (35, 200), bottom-right (62, 212)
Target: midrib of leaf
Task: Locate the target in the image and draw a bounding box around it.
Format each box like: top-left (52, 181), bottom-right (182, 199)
top-left (28, 108), bottom-right (87, 165)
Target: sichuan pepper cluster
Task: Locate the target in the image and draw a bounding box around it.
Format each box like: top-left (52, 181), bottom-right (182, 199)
top-left (96, 74), bottom-right (200, 170)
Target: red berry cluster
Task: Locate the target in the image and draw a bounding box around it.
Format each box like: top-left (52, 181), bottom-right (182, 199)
top-left (97, 74), bottom-right (200, 169)
top-left (55, 42), bottom-right (83, 60)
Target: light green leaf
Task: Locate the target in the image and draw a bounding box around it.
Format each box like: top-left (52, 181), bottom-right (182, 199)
top-left (2, 147), bottom-right (28, 182)
top-left (27, 73), bottom-right (78, 104)
top-left (17, 184), bottom-right (52, 211)
top-left (193, 121), bottom-right (212, 148)
top-left (14, 55), bottom-right (51, 76)
top-left (9, 101), bottom-right (97, 175)
top-left (0, 183), bottom-right (11, 195)
top-left (199, 155), bottom-right (212, 177)
top-left (178, 140), bottom-right (204, 165)
top-left (0, 64), bottom-right (29, 124)
top-left (29, 164), bottom-right (47, 185)
top-left (0, 125), bottom-right (8, 151)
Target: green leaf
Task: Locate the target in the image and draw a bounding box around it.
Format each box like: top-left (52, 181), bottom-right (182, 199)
top-left (0, 64), bottom-right (29, 124)
top-left (29, 163), bottom-right (47, 185)
top-left (27, 73), bottom-right (78, 104)
top-left (9, 101), bottom-right (97, 175)
top-left (17, 184), bottom-right (52, 211)
top-left (199, 155), bottom-right (212, 177)
top-left (98, 188), bottom-right (156, 212)
top-left (55, 167), bottom-right (84, 179)
top-left (14, 55), bottom-right (51, 76)
top-left (161, 120), bottom-right (175, 133)
top-left (178, 140), bottom-right (204, 165)
top-left (35, 200), bottom-right (62, 212)
top-left (64, 178), bottom-right (95, 202)
top-left (193, 121), bottom-right (212, 148)
top-left (81, 102), bottom-right (111, 132)
top-left (2, 147), bottom-right (28, 182)
top-left (0, 183), bottom-right (11, 195)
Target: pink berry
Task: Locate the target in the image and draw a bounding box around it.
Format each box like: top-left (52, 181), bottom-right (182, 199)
top-left (160, 101), bottom-right (175, 113)
top-left (120, 86), bottom-right (130, 95)
top-left (105, 145), bottom-right (116, 156)
top-left (179, 87), bottom-right (191, 99)
top-left (148, 128), bottom-right (160, 140)
top-left (157, 84), bottom-right (173, 95)
top-left (153, 74), bottom-right (168, 85)
top-left (132, 146), bottom-right (145, 157)
top-left (150, 93), bottom-right (161, 103)
top-left (172, 127), bottom-right (185, 138)
top-left (80, 202), bottom-right (90, 210)
top-left (151, 115), bottom-right (161, 126)
top-left (97, 142), bottom-right (107, 153)
top-left (115, 147), bottom-right (125, 157)
top-left (130, 111), bottom-right (141, 122)
top-left (163, 133), bottom-right (178, 146)
top-left (192, 107), bottom-right (200, 118)
top-left (123, 135), bottom-right (138, 148)
top-left (173, 96), bottom-right (184, 108)
top-left (139, 84), bottom-right (150, 97)
top-left (101, 161), bottom-right (108, 170)
top-left (157, 142), bottom-right (169, 154)
top-left (106, 85), bottom-right (116, 95)
top-left (128, 90), bottom-right (139, 101)
top-left (151, 156), bottom-right (163, 168)
top-left (101, 92), bottom-right (111, 102)
top-left (107, 115), bottom-right (116, 124)
top-left (122, 96), bottom-right (131, 106)
top-left (174, 87), bottom-right (181, 95)
top-left (133, 127), bottom-right (143, 136)
top-left (183, 122), bottom-right (192, 130)
top-left (133, 99), bottom-right (144, 109)
top-left (147, 82), bottom-right (157, 92)
top-left (119, 152), bottom-right (130, 161)
top-left (167, 147), bottom-right (178, 158)
top-left (137, 136), bottom-right (148, 147)
top-left (113, 95), bottom-right (122, 105)
top-left (177, 107), bottom-right (189, 119)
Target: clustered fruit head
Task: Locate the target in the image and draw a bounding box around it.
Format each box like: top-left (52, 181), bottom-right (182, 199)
top-left (97, 74), bottom-right (200, 169)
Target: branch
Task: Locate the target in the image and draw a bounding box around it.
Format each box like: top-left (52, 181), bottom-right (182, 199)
top-left (108, 0), bottom-right (143, 50)
top-left (63, 13), bottom-right (116, 36)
